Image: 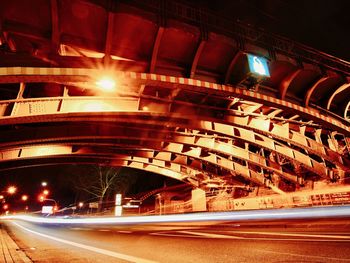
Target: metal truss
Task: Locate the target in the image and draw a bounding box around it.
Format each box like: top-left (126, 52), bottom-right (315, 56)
top-left (0, 68), bottom-right (349, 194)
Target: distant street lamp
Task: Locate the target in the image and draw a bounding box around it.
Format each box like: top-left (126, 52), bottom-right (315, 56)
top-left (39, 196), bottom-right (57, 206)
top-left (7, 186), bottom-right (17, 195)
top-left (41, 181), bottom-right (48, 187)
top-left (43, 189), bottom-right (49, 196)
top-left (38, 195), bottom-right (45, 202)
top-left (78, 202), bottom-right (84, 208)
top-left (21, 195), bottom-right (28, 201)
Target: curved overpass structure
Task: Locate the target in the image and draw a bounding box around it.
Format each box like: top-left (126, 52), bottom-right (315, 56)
top-left (0, 0), bottom-right (349, 195)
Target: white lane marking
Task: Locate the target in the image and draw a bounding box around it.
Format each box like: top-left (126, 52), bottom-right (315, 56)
top-left (150, 232), bottom-right (205, 238)
top-left (70, 227), bottom-right (93, 231)
top-left (13, 222), bottom-right (157, 263)
top-left (98, 229), bottom-right (110, 232)
top-left (173, 231), bottom-right (350, 242)
top-left (230, 231), bottom-right (350, 239)
top-left (255, 248), bottom-right (350, 262)
top-left (239, 237), bottom-right (350, 242)
top-left (118, 231), bottom-right (132, 233)
top-left (179, 231), bottom-right (242, 239)
top-left (151, 231), bottom-right (350, 242)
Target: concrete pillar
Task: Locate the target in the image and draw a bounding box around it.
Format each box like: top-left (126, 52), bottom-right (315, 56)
top-left (191, 188), bottom-right (207, 212)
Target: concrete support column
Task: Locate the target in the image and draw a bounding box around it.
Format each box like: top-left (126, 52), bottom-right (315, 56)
top-left (191, 188), bottom-right (207, 212)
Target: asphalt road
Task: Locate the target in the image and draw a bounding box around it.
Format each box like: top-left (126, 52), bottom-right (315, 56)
top-left (3, 219), bottom-right (350, 263)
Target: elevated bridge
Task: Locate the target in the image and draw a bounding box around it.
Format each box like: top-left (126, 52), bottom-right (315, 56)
top-left (0, 0), bottom-right (349, 196)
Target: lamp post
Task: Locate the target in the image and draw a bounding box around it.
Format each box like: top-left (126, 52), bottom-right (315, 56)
top-left (39, 196), bottom-right (57, 206)
top-left (39, 196), bottom-right (58, 214)
top-left (21, 194), bottom-right (29, 212)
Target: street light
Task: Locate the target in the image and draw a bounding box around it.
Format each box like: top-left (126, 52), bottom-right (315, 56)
top-left (38, 196), bottom-right (57, 206)
top-left (7, 186), bottom-right (17, 195)
top-left (43, 189), bottom-right (49, 196)
top-left (78, 202), bottom-right (84, 208)
top-left (21, 195), bottom-right (28, 201)
top-left (96, 76), bottom-right (116, 92)
top-left (41, 181), bottom-right (47, 187)
top-left (38, 195), bottom-right (45, 202)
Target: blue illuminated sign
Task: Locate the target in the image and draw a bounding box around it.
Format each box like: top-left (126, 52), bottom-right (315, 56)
top-left (247, 54), bottom-right (270, 77)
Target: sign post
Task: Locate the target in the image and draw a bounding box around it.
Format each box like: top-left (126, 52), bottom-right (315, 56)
top-left (247, 54), bottom-right (270, 77)
top-left (115, 193), bottom-right (122, 216)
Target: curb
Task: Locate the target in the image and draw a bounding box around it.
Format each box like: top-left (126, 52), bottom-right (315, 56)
top-left (0, 224), bottom-right (32, 263)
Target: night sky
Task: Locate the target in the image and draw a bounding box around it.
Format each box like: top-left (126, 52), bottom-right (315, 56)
top-left (192, 0), bottom-right (350, 61)
top-left (1, 165), bottom-right (178, 210)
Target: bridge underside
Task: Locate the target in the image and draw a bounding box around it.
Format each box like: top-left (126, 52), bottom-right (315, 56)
top-left (0, 0), bottom-right (349, 195)
top-left (0, 68), bottom-right (349, 195)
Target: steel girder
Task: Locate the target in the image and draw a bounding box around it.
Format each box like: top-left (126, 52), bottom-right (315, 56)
top-left (0, 95), bottom-right (347, 168)
top-left (0, 111), bottom-right (348, 191)
top-left (0, 121), bottom-right (328, 181)
top-left (0, 154), bottom-right (193, 184)
top-left (0, 68), bottom-right (349, 194)
top-left (0, 67), bottom-right (348, 133)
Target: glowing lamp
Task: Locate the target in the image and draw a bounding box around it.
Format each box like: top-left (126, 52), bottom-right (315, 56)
top-left (96, 77), bottom-right (116, 91)
top-left (39, 195), bottom-right (45, 202)
top-left (7, 186), bottom-right (17, 195)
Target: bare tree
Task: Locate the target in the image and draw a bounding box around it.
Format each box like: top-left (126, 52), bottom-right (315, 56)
top-left (71, 166), bottom-right (138, 211)
top-left (72, 166), bottom-right (118, 210)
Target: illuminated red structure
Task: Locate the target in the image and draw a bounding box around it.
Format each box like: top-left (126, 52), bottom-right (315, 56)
top-left (0, 0), bottom-right (349, 202)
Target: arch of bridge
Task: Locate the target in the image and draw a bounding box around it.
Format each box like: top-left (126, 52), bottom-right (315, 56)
top-left (0, 68), bottom-right (349, 194)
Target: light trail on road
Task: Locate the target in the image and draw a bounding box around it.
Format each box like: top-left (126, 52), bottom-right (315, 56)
top-left (4, 217), bottom-right (350, 263)
top-left (12, 222), bottom-right (157, 263)
top-left (2, 206), bottom-right (350, 225)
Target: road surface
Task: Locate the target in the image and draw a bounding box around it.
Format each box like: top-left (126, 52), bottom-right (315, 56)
top-left (3, 219), bottom-right (350, 262)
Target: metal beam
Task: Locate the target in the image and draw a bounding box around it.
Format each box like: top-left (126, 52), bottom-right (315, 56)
top-left (0, 96), bottom-right (346, 170)
top-left (326, 83), bottom-right (350, 110)
top-left (0, 143), bottom-right (285, 191)
top-left (190, 39), bottom-right (206, 78)
top-left (345, 100), bottom-right (350, 120)
top-left (0, 123), bottom-right (307, 183)
top-left (50, 0), bottom-right (60, 54)
top-left (224, 51), bottom-right (242, 84)
top-left (279, 69), bottom-right (302, 100)
top-left (104, 12), bottom-right (115, 66)
top-left (304, 76), bottom-right (329, 107)
top-left (0, 66), bottom-right (349, 137)
top-left (150, 26), bottom-right (164, 73)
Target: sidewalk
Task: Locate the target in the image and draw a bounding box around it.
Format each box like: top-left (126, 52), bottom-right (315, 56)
top-left (0, 223), bottom-right (32, 263)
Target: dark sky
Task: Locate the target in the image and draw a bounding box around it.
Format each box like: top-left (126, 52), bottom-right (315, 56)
top-left (1, 165), bottom-right (178, 210)
top-left (191, 0), bottom-right (350, 61)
